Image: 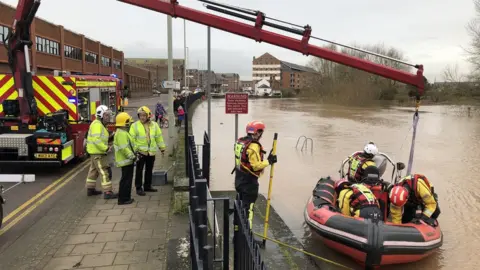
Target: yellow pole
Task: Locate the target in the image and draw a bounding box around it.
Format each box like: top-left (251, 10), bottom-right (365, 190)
top-left (262, 133), bottom-right (278, 247)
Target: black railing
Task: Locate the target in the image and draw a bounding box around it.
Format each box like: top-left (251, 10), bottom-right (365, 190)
top-left (233, 198), bottom-right (267, 270)
top-left (185, 92), bottom-right (267, 270)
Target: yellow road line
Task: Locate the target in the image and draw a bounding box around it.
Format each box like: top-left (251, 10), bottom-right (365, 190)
top-left (2, 159), bottom-right (89, 224)
top-left (0, 161), bottom-right (90, 237)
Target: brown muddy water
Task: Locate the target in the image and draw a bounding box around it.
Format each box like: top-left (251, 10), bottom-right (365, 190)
top-left (192, 98), bottom-right (480, 270)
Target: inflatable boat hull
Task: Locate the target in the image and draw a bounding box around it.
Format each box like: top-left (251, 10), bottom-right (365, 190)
top-left (305, 197), bottom-right (443, 267)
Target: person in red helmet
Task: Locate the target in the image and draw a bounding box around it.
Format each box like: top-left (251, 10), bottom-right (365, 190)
top-left (233, 121), bottom-right (277, 228)
top-left (389, 174), bottom-right (440, 226)
top-left (334, 178), bottom-right (383, 221)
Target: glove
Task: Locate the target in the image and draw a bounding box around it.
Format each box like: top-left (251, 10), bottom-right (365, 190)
top-left (420, 214), bottom-right (436, 227)
top-left (267, 152), bottom-right (277, 165)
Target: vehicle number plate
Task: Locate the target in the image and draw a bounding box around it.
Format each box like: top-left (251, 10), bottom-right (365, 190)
top-left (34, 153), bottom-right (57, 159)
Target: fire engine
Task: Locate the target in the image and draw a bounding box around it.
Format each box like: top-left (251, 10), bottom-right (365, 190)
top-left (0, 74), bottom-right (122, 165)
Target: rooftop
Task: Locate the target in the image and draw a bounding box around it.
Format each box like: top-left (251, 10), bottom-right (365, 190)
top-left (280, 61), bottom-right (316, 73)
top-left (125, 58), bottom-right (185, 66)
top-left (0, 1), bottom-right (123, 52)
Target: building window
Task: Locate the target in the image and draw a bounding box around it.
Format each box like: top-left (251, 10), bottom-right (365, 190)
top-left (36, 36), bottom-right (60, 56)
top-left (101, 56), bottom-right (111, 67)
top-left (113, 60), bottom-right (121, 69)
top-left (85, 52), bottom-right (98, 64)
top-left (64, 45), bottom-right (82, 60)
top-left (0, 25), bottom-right (9, 44)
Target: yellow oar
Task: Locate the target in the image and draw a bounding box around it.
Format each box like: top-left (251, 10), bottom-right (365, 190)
top-left (262, 132), bottom-right (278, 247)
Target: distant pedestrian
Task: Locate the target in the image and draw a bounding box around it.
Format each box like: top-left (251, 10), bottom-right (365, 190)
top-left (177, 105), bottom-right (185, 127)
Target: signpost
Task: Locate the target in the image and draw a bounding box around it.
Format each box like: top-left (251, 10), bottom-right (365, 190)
top-left (225, 93), bottom-right (249, 141)
top-left (161, 80), bottom-right (180, 90)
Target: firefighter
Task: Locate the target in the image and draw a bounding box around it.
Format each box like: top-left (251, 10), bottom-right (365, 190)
top-left (389, 174), bottom-right (440, 226)
top-left (114, 112), bottom-right (136, 205)
top-left (129, 106), bottom-right (166, 196)
top-left (335, 179), bottom-right (383, 221)
top-left (85, 105), bottom-right (118, 199)
top-left (346, 142), bottom-right (378, 182)
top-left (233, 121), bottom-right (277, 228)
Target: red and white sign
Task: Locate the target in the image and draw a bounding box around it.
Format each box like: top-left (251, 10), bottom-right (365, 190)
top-left (225, 93), bottom-right (249, 114)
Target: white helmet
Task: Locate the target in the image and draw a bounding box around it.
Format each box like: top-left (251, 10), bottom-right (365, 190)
top-left (363, 142), bottom-right (379, 156)
top-left (96, 105), bottom-right (110, 119)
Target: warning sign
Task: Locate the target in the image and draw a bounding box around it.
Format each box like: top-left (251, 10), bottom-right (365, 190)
top-left (225, 93), bottom-right (248, 114)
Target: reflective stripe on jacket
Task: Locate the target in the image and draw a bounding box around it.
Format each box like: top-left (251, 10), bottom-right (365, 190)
top-left (129, 120), bottom-right (166, 156)
top-left (114, 129), bottom-right (136, 167)
top-left (86, 119), bottom-right (109, 155)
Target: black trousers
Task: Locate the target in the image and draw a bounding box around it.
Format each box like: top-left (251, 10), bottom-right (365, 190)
top-left (135, 155), bottom-right (155, 190)
top-left (402, 203), bottom-right (441, 223)
top-left (119, 164), bottom-right (134, 202)
top-left (359, 206), bottom-right (383, 221)
top-left (234, 169), bottom-right (259, 211)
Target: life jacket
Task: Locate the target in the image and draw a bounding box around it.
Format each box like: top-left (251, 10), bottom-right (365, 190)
top-left (234, 136), bottom-right (265, 177)
top-left (399, 174), bottom-right (434, 205)
top-left (349, 184), bottom-right (379, 214)
top-left (365, 183), bottom-right (388, 221)
top-left (347, 153), bottom-right (375, 182)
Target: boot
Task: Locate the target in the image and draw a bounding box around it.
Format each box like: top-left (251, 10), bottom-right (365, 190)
top-left (87, 189), bottom-right (102, 196)
top-left (136, 188), bottom-right (146, 196)
top-left (144, 187), bottom-right (158, 192)
top-left (104, 191), bottom-right (118, 200)
top-left (118, 198), bottom-right (135, 205)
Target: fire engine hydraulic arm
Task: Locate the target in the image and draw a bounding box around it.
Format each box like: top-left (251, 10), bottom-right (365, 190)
top-left (118, 0), bottom-right (425, 95)
top-left (4, 0), bottom-right (40, 124)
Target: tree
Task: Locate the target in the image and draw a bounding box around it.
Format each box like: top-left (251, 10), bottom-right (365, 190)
top-left (442, 64), bottom-right (465, 82)
top-left (305, 43), bottom-right (410, 103)
top-left (466, 0), bottom-right (480, 79)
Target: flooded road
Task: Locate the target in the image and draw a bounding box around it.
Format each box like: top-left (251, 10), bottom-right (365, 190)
top-left (192, 98), bottom-right (480, 270)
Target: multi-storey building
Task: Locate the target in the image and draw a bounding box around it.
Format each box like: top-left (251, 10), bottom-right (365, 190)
top-left (125, 58), bottom-right (185, 89)
top-left (0, 1), bottom-right (153, 97)
top-left (216, 73), bottom-right (240, 92)
top-left (252, 52), bottom-right (316, 90)
top-left (186, 69), bottom-right (216, 90)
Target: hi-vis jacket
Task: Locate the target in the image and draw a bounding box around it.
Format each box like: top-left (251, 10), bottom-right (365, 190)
top-left (234, 136), bottom-right (269, 178)
top-left (129, 120), bottom-right (166, 156)
top-left (348, 152), bottom-right (376, 181)
top-left (390, 174), bottom-right (438, 224)
top-left (86, 119), bottom-right (109, 155)
top-left (338, 183), bottom-right (379, 217)
top-left (113, 129), bottom-right (136, 167)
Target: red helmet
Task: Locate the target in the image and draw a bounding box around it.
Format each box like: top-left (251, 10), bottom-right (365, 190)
top-left (246, 121), bottom-right (265, 134)
top-left (334, 179), bottom-right (349, 193)
top-left (389, 186), bottom-right (409, 207)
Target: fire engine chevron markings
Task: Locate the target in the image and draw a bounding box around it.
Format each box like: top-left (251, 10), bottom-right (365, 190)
top-left (1, 159), bottom-right (90, 226)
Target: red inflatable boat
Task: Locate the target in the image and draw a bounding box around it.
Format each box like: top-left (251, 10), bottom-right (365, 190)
top-left (304, 154), bottom-right (443, 269)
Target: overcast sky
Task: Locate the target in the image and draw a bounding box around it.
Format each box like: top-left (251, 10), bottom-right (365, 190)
top-left (2, 0), bottom-right (476, 81)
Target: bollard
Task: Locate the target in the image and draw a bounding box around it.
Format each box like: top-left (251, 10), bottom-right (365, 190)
top-left (198, 224), bottom-right (208, 258)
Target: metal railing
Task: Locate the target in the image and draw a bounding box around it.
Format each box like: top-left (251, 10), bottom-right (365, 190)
top-left (295, 135), bottom-right (314, 153)
top-left (233, 197), bottom-right (267, 270)
top-left (185, 92), bottom-right (267, 270)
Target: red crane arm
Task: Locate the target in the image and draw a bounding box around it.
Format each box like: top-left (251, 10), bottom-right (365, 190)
top-left (5, 0), bottom-right (40, 124)
top-left (118, 0), bottom-right (425, 95)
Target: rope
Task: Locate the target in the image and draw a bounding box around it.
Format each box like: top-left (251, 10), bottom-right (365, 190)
top-left (406, 97), bottom-right (421, 175)
top-left (252, 231), bottom-right (354, 270)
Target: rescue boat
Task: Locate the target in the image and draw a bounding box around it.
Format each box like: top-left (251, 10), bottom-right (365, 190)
top-left (304, 153), bottom-right (443, 269)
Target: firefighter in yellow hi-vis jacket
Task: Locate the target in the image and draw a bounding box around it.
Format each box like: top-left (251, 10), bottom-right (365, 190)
top-left (233, 121), bottom-right (277, 228)
top-left (114, 112), bottom-right (136, 205)
top-left (129, 106), bottom-right (166, 196)
top-left (85, 105), bottom-right (118, 199)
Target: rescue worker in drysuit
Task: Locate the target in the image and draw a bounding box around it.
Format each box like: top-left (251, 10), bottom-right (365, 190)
top-left (335, 178), bottom-right (383, 221)
top-left (233, 121), bottom-right (277, 228)
top-left (347, 142), bottom-right (379, 182)
top-left (114, 112), bottom-right (137, 205)
top-left (85, 105), bottom-right (118, 199)
top-left (389, 174), bottom-right (440, 226)
top-left (358, 165), bottom-right (389, 219)
top-left (129, 106), bottom-right (166, 196)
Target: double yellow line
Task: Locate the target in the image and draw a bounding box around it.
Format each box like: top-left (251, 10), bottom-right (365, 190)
top-left (0, 160), bottom-right (90, 236)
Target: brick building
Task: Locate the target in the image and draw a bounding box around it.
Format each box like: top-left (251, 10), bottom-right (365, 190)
top-left (252, 52), bottom-right (316, 90)
top-left (216, 73), bottom-right (240, 92)
top-left (0, 1), bottom-right (153, 97)
top-left (186, 69), bottom-right (216, 90)
top-left (125, 58), bottom-right (185, 90)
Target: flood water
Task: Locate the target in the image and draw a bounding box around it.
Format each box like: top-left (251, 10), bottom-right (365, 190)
top-left (192, 98), bottom-right (480, 270)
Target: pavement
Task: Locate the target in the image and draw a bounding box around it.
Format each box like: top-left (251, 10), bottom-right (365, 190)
top-left (0, 95), bottom-right (179, 270)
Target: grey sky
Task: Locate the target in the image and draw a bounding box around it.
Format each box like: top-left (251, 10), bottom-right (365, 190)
top-left (2, 0), bottom-right (475, 81)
